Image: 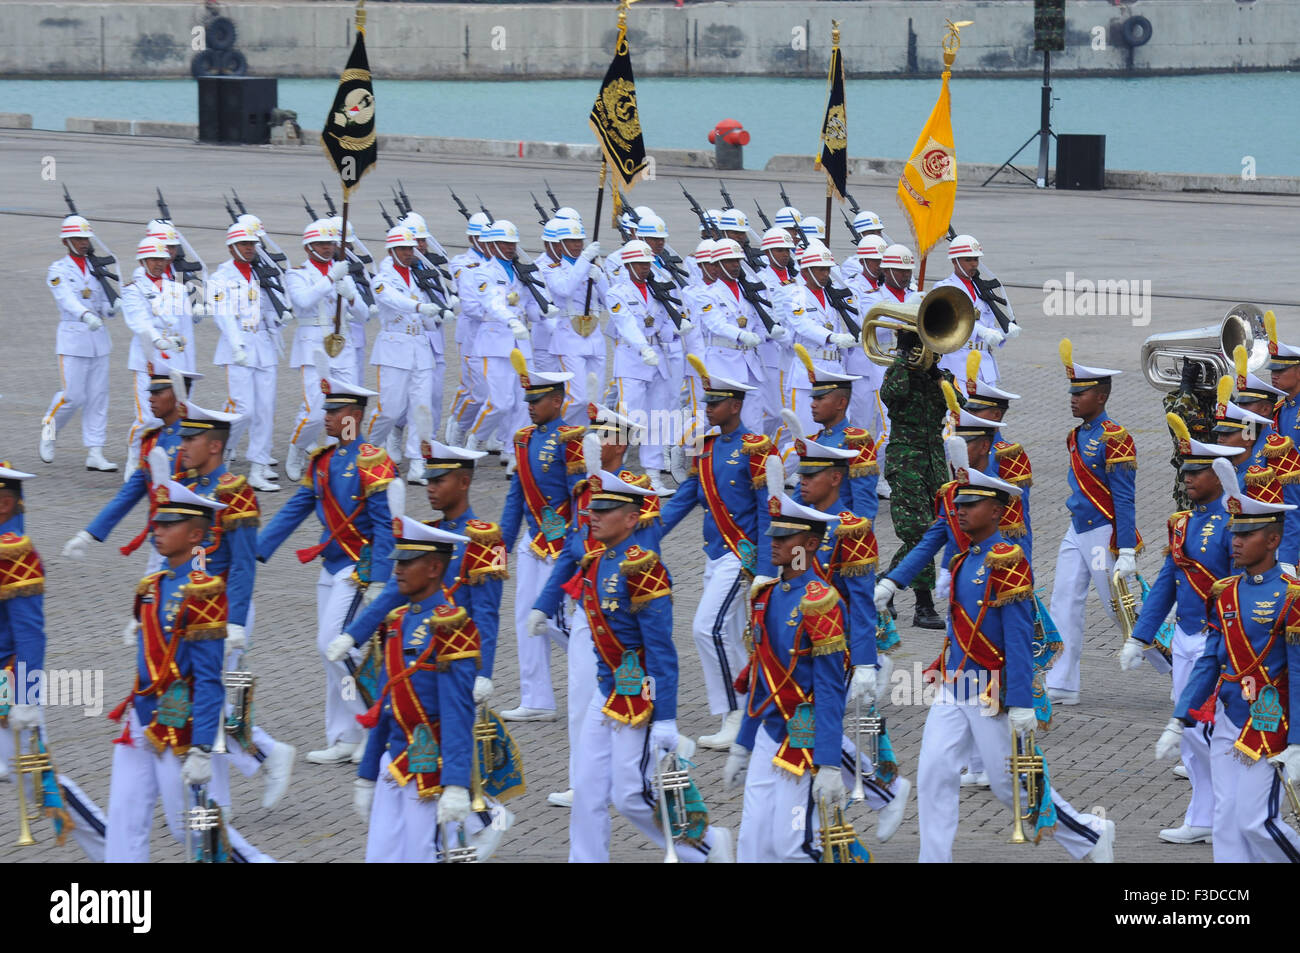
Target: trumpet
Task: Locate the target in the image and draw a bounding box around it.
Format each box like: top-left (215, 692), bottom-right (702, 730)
top-left (850, 698), bottom-right (884, 802)
top-left (1007, 722), bottom-right (1044, 844)
top-left (818, 796), bottom-right (861, 863)
top-left (1277, 762), bottom-right (1300, 827)
top-left (1140, 303), bottom-right (1268, 392)
top-left (1109, 569), bottom-right (1140, 642)
top-left (470, 704), bottom-right (495, 813)
top-left (441, 823), bottom-right (479, 863)
top-left (655, 751), bottom-right (692, 863)
top-left (12, 726), bottom-right (52, 847)
top-left (860, 285), bottom-right (977, 370)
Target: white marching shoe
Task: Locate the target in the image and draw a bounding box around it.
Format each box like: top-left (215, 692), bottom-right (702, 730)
top-left (483, 436), bottom-right (504, 455)
top-left (1172, 762), bottom-right (1189, 779)
top-left (305, 741), bottom-right (359, 764)
top-left (1158, 823), bottom-right (1211, 844)
top-left (85, 447), bottom-right (118, 472)
top-left (706, 825), bottom-right (735, 863)
top-left (443, 417), bottom-right (461, 447)
top-left (647, 470), bottom-right (677, 496)
top-left (248, 463), bottom-right (281, 492)
top-left (260, 742), bottom-right (295, 809)
top-left (285, 444), bottom-right (308, 483)
top-left (38, 429), bottom-right (55, 464)
top-left (698, 709), bottom-right (742, 751)
top-left (875, 776), bottom-right (911, 842)
top-left (1087, 818), bottom-right (1116, 863)
top-left (959, 769), bottom-right (990, 788)
top-left (498, 706), bottom-right (558, 723)
top-left (667, 445), bottom-right (689, 484)
top-left (1047, 687), bottom-right (1080, 706)
top-left (546, 789), bottom-right (573, 808)
top-left (406, 459), bottom-right (427, 485)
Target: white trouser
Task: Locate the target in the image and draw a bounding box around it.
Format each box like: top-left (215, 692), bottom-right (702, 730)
top-left (1171, 624), bottom-right (1214, 829)
top-left (557, 352), bottom-right (606, 427)
top-left (1210, 706), bottom-right (1300, 863)
top-left (566, 601), bottom-right (597, 789)
top-left (223, 363), bottom-right (277, 465)
top-left (515, 542), bottom-right (567, 711)
top-left (1046, 523), bottom-right (1118, 694)
top-left (129, 370), bottom-right (162, 454)
top-left (615, 376), bottom-right (672, 471)
top-left (448, 354), bottom-right (486, 442)
top-left (366, 364), bottom-right (435, 461)
top-left (104, 709), bottom-right (272, 862)
top-left (316, 564), bottom-right (366, 746)
top-left (757, 367), bottom-right (784, 438)
top-left (533, 348), bottom-right (561, 374)
top-left (290, 357), bottom-right (357, 451)
top-left (569, 696), bottom-right (718, 862)
top-left (787, 385), bottom-right (816, 441)
top-left (44, 353), bottom-right (110, 447)
top-left (466, 355), bottom-right (521, 448)
top-left (737, 728), bottom-right (827, 862)
top-left (693, 552), bottom-right (750, 716)
top-left (916, 686), bottom-right (1106, 862)
top-left (215, 604), bottom-right (278, 778)
top-left (680, 374), bottom-right (706, 449)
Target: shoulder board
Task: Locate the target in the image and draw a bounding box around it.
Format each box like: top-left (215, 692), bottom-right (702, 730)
top-left (1263, 433), bottom-right (1295, 457)
top-left (1101, 421), bottom-right (1128, 440)
top-left (740, 433), bottom-right (774, 456)
top-left (357, 443), bottom-right (387, 467)
top-left (834, 513), bottom-right (872, 539)
top-left (464, 519), bottom-right (502, 545)
top-left (619, 545), bottom-right (659, 577)
top-left (215, 472), bottom-right (246, 494)
top-left (1209, 577), bottom-right (1235, 602)
top-left (993, 440), bottom-right (1024, 459)
top-left (514, 425), bottom-right (537, 443)
top-left (700, 302), bottom-right (712, 312)
top-left (557, 424), bottom-right (586, 443)
top-left (985, 541), bottom-right (1026, 568)
top-left (136, 570), bottom-right (169, 595)
top-left (791, 307), bottom-right (805, 316)
top-left (181, 570), bottom-right (225, 599)
top-left (610, 301), bottom-right (622, 312)
top-left (842, 427), bottom-right (873, 448)
top-left (547, 261), bottom-right (562, 269)
top-left (800, 579), bottom-right (841, 616)
top-left (464, 261), bottom-right (480, 268)
top-left (431, 603), bottom-right (469, 631)
top-left (0, 532), bottom-right (33, 559)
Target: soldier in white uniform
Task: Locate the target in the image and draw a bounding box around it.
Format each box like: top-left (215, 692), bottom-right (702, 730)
top-left (933, 234), bottom-right (1020, 392)
top-left (209, 221), bottom-right (282, 492)
top-left (121, 236), bottom-right (196, 476)
top-left (782, 242), bottom-right (859, 438)
top-left (838, 210), bottom-right (889, 282)
top-left (677, 239), bottom-right (719, 456)
top-left (538, 218), bottom-right (606, 426)
top-left (774, 206), bottom-right (803, 248)
top-left (328, 214), bottom-right (375, 386)
top-left (283, 219), bottom-right (369, 482)
top-left (40, 215), bottom-right (118, 472)
top-left (365, 225), bottom-right (448, 485)
top-left (445, 212), bottom-right (493, 446)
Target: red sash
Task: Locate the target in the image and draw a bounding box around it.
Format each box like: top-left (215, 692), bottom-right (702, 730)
top-left (1066, 429), bottom-right (1141, 553)
top-left (1215, 580), bottom-right (1294, 760)
top-left (513, 429), bottom-right (571, 560)
top-left (925, 551), bottom-right (1004, 691)
top-left (382, 624), bottom-right (445, 797)
top-left (113, 574), bottom-right (193, 753)
top-left (697, 436), bottom-right (757, 575)
top-left (578, 555), bottom-right (652, 726)
top-left (296, 448), bottom-right (367, 563)
top-left (119, 432), bottom-right (185, 556)
top-left (936, 483), bottom-right (967, 550)
top-left (1168, 514), bottom-right (1218, 603)
top-left (746, 587), bottom-right (815, 776)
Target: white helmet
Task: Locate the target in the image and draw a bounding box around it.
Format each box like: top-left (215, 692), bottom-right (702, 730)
top-left (718, 208), bottom-right (749, 232)
top-left (482, 220), bottom-right (520, 244)
top-left (302, 219), bottom-right (338, 246)
top-left (60, 215), bottom-right (94, 239)
top-left (760, 227), bottom-right (794, 251)
top-left (693, 239), bottom-right (718, 261)
top-left (146, 219), bottom-right (180, 246)
top-left (236, 213), bottom-right (265, 239)
top-left (947, 234), bottom-right (983, 259)
top-left (797, 241), bottom-right (836, 270)
top-left (633, 205), bottom-right (655, 221)
top-left (856, 234), bottom-right (887, 260)
top-left (774, 206), bottom-right (802, 230)
top-left (386, 225), bottom-right (417, 248)
top-left (466, 212), bottom-right (491, 238)
top-left (225, 222), bottom-right (257, 246)
top-left (711, 238), bottom-right (745, 263)
top-left (136, 237), bottom-right (171, 260)
top-left (400, 212), bottom-right (431, 241)
top-left (880, 244), bottom-right (915, 271)
top-left (618, 212), bottom-right (638, 236)
top-left (852, 210), bottom-right (884, 233)
top-left (799, 216), bottom-right (826, 240)
top-left (620, 240), bottom-right (655, 265)
top-left (555, 206), bottom-right (583, 224)
top-left (552, 217), bottom-right (586, 242)
top-left (326, 215), bottom-right (357, 244)
top-left (636, 214), bottom-right (668, 239)
top-left (702, 209), bottom-right (723, 234)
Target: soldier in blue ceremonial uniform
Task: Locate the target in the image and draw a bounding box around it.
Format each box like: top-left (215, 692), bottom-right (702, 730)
top-left (1267, 310), bottom-right (1300, 459)
top-left (0, 465), bottom-right (46, 770)
top-left (660, 355), bottom-right (777, 750)
top-left (351, 516), bottom-right (514, 863)
top-left (257, 370), bottom-right (397, 765)
top-left (1121, 416), bottom-right (1242, 845)
top-left (1157, 458), bottom-right (1300, 862)
top-left (570, 470), bottom-right (733, 863)
top-left (497, 349), bottom-right (582, 722)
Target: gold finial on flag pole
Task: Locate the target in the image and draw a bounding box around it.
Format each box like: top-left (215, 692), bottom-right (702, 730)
top-left (831, 18), bottom-right (840, 49)
top-left (355, 0), bottom-right (367, 35)
top-left (942, 19), bottom-right (972, 68)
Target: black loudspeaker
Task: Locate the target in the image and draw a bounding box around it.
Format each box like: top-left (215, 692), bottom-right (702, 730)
top-left (197, 77), bottom-right (277, 144)
top-left (1056, 134), bottom-right (1106, 190)
top-left (1034, 0), bottom-right (1066, 52)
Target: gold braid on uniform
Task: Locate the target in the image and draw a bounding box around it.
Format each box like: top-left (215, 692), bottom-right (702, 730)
top-left (462, 520), bottom-right (509, 582)
top-left (559, 425), bottom-right (587, 474)
top-left (832, 514), bottom-right (877, 576)
top-left (843, 428), bottom-right (879, 478)
top-left (215, 473), bottom-right (261, 529)
top-left (1101, 422), bottom-right (1137, 472)
top-left (179, 571), bottom-right (228, 640)
top-left (0, 533), bottom-right (44, 599)
top-left (358, 444), bottom-right (397, 496)
top-left (985, 543), bottom-right (1033, 606)
top-left (620, 546), bottom-right (672, 611)
top-left (741, 434), bottom-right (775, 488)
top-left (800, 581), bottom-right (847, 656)
top-left (432, 603), bottom-right (481, 670)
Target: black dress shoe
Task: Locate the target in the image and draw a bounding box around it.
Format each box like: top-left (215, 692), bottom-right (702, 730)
top-left (913, 605), bottom-right (945, 629)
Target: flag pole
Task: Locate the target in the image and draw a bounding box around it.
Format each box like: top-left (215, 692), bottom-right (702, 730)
top-left (824, 19), bottom-right (839, 246)
top-left (581, 159), bottom-right (608, 317)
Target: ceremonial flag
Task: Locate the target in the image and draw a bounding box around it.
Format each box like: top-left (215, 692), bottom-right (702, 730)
top-left (814, 25), bottom-right (848, 203)
top-left (322, 10), bottom-right (377, 200)
top-left (590, 10), bottom-right (648, 193)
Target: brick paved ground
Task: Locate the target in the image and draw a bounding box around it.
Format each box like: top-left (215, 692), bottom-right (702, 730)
top-left (1, 128), bottom-right (1297, 862)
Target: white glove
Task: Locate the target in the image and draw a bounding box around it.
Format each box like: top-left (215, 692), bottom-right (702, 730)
top-left (191, 302), bottom-right (209, 323)
top-left (447, 294), bottom-right (460, 309)
top-left (9, 703), bottom-right (42, 731)
top-left (974, 324), bottom-right (1005, 347)
top-left (589, 264), bottom-right (603, 282)
top-left (768, 324), bottom-right (790, 342)
top-left (812, 765), bottom-right (847, 809)
top-left (368, 303), bottom-right (379, 319)
top-left (1119, 637), bottom-right (1146, 672)
top-left (82, 312), bottom-right (103, 331)
top-left (877, 653), bottom-right (894, 693)
top-left (544, 304), bottom-right (560, 318)
top-left (122, 618), bottom-right (139, 647)
top-left (508, 319), bottom-right (529, 340)
top-left (828, 332), bottom-right (856, 348)
top-left (649, 719), bottom-right (679, 758)
top-left (579, 241), bottom-right (601, 262)
top-left (224, 623), bottom-right (247, 653)
top-left (417, 302), bottom-right (440, 317)
top-left (935, 567), bottom-right (952, 602)
top-left (353, 778), bottom-right (375, 821)
top-left (442, 309), bottom-right (455, 321)
top-left (62, 529), bottom-right (95, 559)
top-left (847, 665), bottom-right (877, 706)
top-left (873, 578), bottom-right (899, 614)
top-left (526, 608), bottom-right (549, 638)
top-left (677, 318), bottom-right (693, 335)
top-left (325, 633), bottom-right (355, 662)
top-left (1154, 717), bottom-right (1185, 761)
top-left (151, 336), bottom-right (171, 351)
top-left (181, 748), bottom-right (212, 786)
top-left (473, 676), bottom-right (493, 705)
top-left (361, 584), bottom-right (382, 608)
top-left (1008, 706), bottom-right (1037, 737)
top-left (639, 346), bottom-right (660, 367)
top-left (335, 276), bottom-right (358, 302)
top-left (1113, 548), bottom-right (1137, 578)
top-left (437, 785), bottom-right (470, 824)
top-left (113, 298), bottom-right (124, 316)
top-left (1268, 743), bottom-right (1300, 783)
top-left (1004, 322), bottom-right (1022, 340)
top-left (723, 743), bottom-right (750, 790)
top-left (168, 332), bottom-right (187, 352)
top-left (737, 330), bottom-right (761, 348)
top-left (543, 316), bottom-right (560, 334)
top-left (328, 261), bottom-right (349, 281)
top-left (232, 345), bottom-right (250, 367)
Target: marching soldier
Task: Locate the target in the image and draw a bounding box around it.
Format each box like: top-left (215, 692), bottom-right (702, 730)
top-left (842, 234), bottom-right (891, 484)
top-left (660, 356), bottom-right (777, 750)
top-left (782, 247), bottom-right (859, 437)
top-left (758, 227), bottom-right (797, 292)
top-left (914, 462), bottom-right (1114, 862)
top-left (774, 206), bottom-right (803, 248)
top-left (933, 235), bottom-right (1020, 391)
top-left (1047, 342), bottom-right (1140, 706)
top-left (844, 233), bottom-right (886, 299)
top-left (350, 516), bottom-right (514, 863)
top-left (40, 215), bottom-right (118, 471)
top-left (283, 219), bottom-right (368, 483)
top-left (1267, 311), bottom-right (1300, 454)
top-left (570, 469), bottom-right (733, 863)
top-left (538, 218), bottom-right (606, 426)
top-left (838, 210), bottom-right (889, 282)
top-left (1120, 415), bottom-right (1241, 845)
top-left (209, 220), bottom-right (282, 492)
top-left (0, 465), bottom-right (46, 770)
top-left (445, 212), bottom-right (493, 446)
top-left (1155, 458), bottom-right (1300, 862)
top-left (331, 215), bottom-right (376, 386)
top-left (257, 374), bottom-right (397, 764)
top-left (498, 351), bottom-right (582, 721)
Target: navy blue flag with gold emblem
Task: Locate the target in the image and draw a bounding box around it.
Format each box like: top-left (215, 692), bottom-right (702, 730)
top-left (815, 26), bottom-right (848, 203)
top-left (589, 12), bottom-right (648, 192)
top-left (323, 17), bottom-right (377, 199)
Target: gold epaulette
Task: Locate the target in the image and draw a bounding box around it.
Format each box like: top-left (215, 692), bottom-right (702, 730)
top-left (180, 570), bottom-right (227, 639)
top-left (432, 603), bottom-right (481, 667)
top-left (1101, 421), bottom-right (1129, 441)
top-left (465, 519), bottom-right (502, 546)
top-left (834, 513), bottom-right (872, 539)
top-left (181, 570), bottom-right (224, 599)
top-left (432, 604), bottom-right (468, 632)
top-left (800, 580), bottom-right (840, 616)
top-left (358, 445), bottom-right (397, 496)
top-left (832, 515), bottom-right (877, 576)
top-left (557, 424), bottom-right (585, 443)
top-left (0, 533), bottom-right (44, 599)
top-left (1244, 466), bottom-right (1277, 487)
top-left (987, 543), bottom-right (1034, 606)
top-left (1102, 421), bottom-right (1138, 470)
top-left (621, 545), bottom-right (672, 609)
top-left (1286, 582), bottom-right (1300, 643)
top-left (216, 472), bottom-right (261, 527)
top-left (1262, 433), bottom-right (1294, 458)
top-left (740, 433), bottom-right (774, 456)
top-left (216, 472), bottom-right (247, 494)
top-left (357, 443), bottom-right (387, 467)
top-left (843, 427), bottom-right (874, 448)
top-left (620, 545), bottom-right (659, 577)
top-left (136, 571), bottom-right (168, 595)
top-left (461, 519), bottom-right (509, 583)
top-left (801, 581), bottom-right (847, 655)
top-left (0, 533), bottom-right (33, 559)
top-left (994, 440), bottom-right (1024, 459)
top-left (984, 541), bottom-right (1025, 569)
top-left (564, 431), bottom-right (587, 474)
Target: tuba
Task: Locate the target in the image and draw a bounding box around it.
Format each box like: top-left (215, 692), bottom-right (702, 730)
top-left (860, 285), bottom-right (977, 370)
top-left (1276, 762), bottom-right (1300, 827)
top-left (1140, 303), bottom-right (1268, 391)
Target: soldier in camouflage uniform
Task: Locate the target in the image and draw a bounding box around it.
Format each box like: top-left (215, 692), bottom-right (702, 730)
top-left (1163, 361), bottom-right (1217, 510)
top-left (880, 330), bottom-right (951, 628)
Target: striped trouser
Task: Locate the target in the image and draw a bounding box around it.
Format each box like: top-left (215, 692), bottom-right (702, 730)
top-left (692, 552), bottom-right (749, 716)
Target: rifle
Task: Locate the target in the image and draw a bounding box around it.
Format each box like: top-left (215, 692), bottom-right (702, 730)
top-left (153, 188), bottom-right (205, 280)
top-left (647, 276), bottom-right (684, 330)
top-left (735, 272), bottom-right (775, 333)
top-left (378, 201), bottom-right (396, 229)
top-left (718, 179), bottom-right (736, 211)
top-left (544, 179), bottom-right (561, 213)
top-left (825, 284), bottom-right (861, 338)
top-left (971, 272), bottom-right (1012, 333)
top-left (449, 188), bottom-right (472, 222)
top-left (777, 182), bottom-right (809, 249)
top-left (223, 196), bottom-right (238, 224)
top-left (475, 196), bottom-right (494, 223)
top-left (391, 187), bottom-right (409, 218)
top-left (844, 191), bottom-right (862, 215)
top-left (680, 182), bottom-right (721, 241)
top-left (396, 181), bottom-right (416, 219)
top-left (511, 256), bottom-right (553, 314)
top-left (530, 192), bottom-right (550, 227)
top-left (231, 189), bottom-right (248, 216)
top-left (61, 186), bottom-right (120, 305)
top-left (753, 200), bottom-right (772, 232)
top-left (321, 184), bottom-right (338, 217)
top-left (302, 195), bottom-right (319, 221)
top-left (841, 209), bottom-right (862, 243)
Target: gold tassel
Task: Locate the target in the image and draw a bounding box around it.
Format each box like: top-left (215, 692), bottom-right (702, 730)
top-left (0, 534), bottom-right (33, 558)
top-left (620, 548), bottom-right (659, 576)
top-left (800, 585), bottom-right (840, 616)
top-left (834, 514), bottom-right (872, 539)
top-left (465, 521), bottom-right (503, 546)
top-left (181, 574), bottom-right (225, 599)
top-left (982, 544), bottom-right (1025, 569)
top-left (988, 584), bottom-right (1033, 606)
top-left (810, 635), bottom-right (848, 656)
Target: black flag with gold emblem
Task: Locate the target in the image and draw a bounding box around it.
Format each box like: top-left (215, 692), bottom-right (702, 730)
top-left (815, 38), bottom-right (848, 202)
top-left (322, 27), bottom-right (377, 199)
top-left (589, 15), bottom-right (648, 192)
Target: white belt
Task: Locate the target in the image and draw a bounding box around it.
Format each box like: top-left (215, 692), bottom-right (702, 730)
top-left (707, 334), bottom-right (749, 351)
